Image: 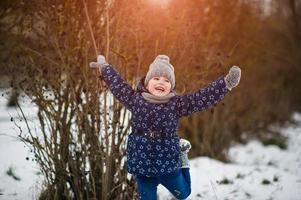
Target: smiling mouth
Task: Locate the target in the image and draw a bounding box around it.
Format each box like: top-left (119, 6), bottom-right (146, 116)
top-left (155, 86), bottom-right (165, 92)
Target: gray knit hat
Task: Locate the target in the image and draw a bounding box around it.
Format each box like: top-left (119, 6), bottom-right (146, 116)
top-left (144, 55), bottom-right (175, 89)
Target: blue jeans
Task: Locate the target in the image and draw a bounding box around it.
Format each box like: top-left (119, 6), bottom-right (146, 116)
top-left (136, 168), bottom-right (191, 200)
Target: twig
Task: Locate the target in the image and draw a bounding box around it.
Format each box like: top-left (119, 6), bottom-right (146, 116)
top-left (21, 45), bottom-right (60, 66)
top-left (105, 5), bottom-right (110, 61)
top-left (227, 41), bottom-right (240, 58)
top-left (0, 133), bottom-right (18, 140)
top-left (82, 0), bottom-right (98, 57)
top-left (210, 180), bottom-right (219, 200)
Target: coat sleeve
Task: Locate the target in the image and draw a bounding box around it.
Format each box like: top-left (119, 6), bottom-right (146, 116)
top-left (100, 64), bottom-right (135, 110)
top-left (176, 76), bottom-right (229, 117)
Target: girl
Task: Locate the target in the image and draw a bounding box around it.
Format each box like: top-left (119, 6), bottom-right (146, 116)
top-left (90, 55), bottom-right (241, 200)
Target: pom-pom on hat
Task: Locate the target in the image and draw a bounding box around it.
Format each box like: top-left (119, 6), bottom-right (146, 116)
top-left (144, 55), bottom-right (175, 89)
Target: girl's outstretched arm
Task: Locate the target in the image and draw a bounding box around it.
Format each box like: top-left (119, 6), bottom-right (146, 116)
top-left (90, 55), bottom-right (135, 111)
top-left (176, 66), bottom-right (241, 117)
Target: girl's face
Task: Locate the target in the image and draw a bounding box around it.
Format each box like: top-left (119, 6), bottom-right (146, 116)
top-left (146, 76), bottom-right (172, 96)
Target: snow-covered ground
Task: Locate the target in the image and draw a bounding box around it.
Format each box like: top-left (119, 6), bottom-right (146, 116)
top-left (1, 90), bottom-right (301, 200)
top-left (158, 113), bottom-right (301, 200)
top-left (0, 91), bottom-right (41, 200)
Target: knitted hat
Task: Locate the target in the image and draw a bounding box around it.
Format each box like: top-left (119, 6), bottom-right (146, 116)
top-left (144, 55), bottom-right (175, 89)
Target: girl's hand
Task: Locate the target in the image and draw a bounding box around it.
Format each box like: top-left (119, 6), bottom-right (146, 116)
top-left (225, 66), bottom-right (241, 90)
top-left (89, 55), bottom-right (108, 72)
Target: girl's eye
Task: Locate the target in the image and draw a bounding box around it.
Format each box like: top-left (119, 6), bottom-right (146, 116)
top-left (164, 79), bottom-right (170, 83)
top-left (154, 77), bottom-right (159, 80)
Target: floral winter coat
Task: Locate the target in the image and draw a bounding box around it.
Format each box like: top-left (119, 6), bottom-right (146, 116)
top-left (101, 65), bottom-right (229, 177)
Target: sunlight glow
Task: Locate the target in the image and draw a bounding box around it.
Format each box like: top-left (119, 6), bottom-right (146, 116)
top-left (147, 0), bottom-right (172, 8)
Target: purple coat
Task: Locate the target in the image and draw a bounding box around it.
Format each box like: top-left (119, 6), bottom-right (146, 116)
top-left (101, 65), bottom-right (229, 177)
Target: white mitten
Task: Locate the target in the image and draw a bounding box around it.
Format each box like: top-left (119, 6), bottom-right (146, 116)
top-left (89, 55), bottom-right (108, 70)
top-left (225, 66), bottom-right (241, 90)
top-left (179, 138), bottom-right (191, 168)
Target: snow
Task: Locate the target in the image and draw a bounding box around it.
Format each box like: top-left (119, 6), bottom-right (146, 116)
top-left (0, 91), bottom-right (42, 200)
top-left (158, 114), bottom-right (301, 200)
top-left (1, 90), bottom-right (301, 199)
